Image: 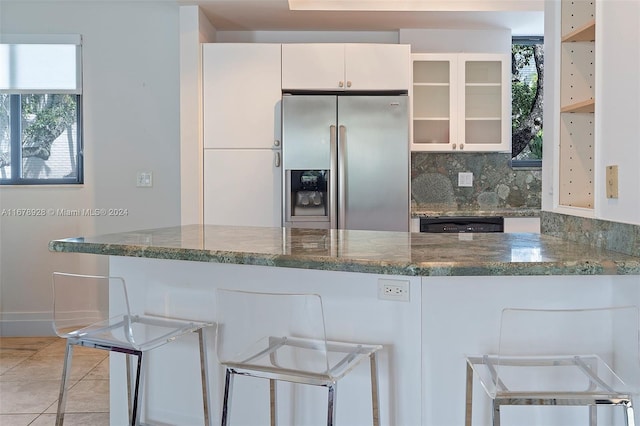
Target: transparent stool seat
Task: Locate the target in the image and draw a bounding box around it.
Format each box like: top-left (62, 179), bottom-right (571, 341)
top-left (465, 306), bottom-right (640, 426)
top-left (52, 272), bottom-right (213, 426)
top-left (215, 289), bottom-right (382, 426)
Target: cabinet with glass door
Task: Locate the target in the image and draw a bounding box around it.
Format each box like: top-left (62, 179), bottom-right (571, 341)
top-left (411, 53), bottom-right (510, 152)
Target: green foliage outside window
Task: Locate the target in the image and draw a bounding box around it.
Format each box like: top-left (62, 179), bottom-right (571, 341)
top-left (512, 39), bottom-right (543, 165)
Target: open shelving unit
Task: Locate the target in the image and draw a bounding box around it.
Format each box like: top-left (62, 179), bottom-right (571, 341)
top-left (559, 1), bottom-right (595, 209)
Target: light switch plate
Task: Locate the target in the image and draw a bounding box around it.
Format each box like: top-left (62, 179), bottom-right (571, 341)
top-left (458, 172), bottom-right (473, 187)
top-left (136, 172), bottom-right (153, 187)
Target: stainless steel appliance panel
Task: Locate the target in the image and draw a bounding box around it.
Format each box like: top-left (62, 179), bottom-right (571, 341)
top-left (338, 96), bottom-right (409, 231)
top-left (282, 95), bottom-right (336, 170)
top-left (282, 94), bottom-right (409, 232)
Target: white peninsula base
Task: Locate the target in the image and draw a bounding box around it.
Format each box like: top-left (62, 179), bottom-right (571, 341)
top-left (108, 256), bottom-right (639, 426)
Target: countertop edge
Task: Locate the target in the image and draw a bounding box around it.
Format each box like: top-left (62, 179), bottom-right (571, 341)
top-left (48, 240), bottom-right (640, 277)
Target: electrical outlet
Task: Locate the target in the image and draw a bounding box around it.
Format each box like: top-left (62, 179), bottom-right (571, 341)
top-left (378, 279), bottom-right (410, 302)
top-left (458, 172), bottom-right (473, 187)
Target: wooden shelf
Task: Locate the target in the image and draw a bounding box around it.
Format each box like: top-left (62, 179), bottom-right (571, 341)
top-left (561, 98), bottom-right (595, 113)
top-left (562, 19), bottom-right (595, 42)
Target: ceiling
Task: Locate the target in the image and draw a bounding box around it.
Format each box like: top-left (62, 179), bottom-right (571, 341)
top-left (186, 0), bottom-right (544, 36)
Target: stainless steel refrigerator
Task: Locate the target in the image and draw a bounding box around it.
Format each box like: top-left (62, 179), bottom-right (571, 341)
top-left (282, 94), bottom-right (409, 232)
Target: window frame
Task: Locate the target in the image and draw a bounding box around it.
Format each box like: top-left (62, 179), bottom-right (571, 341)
top-left (1, 93), bottom-right (83, 185)
top-left (0, 35), bottom-right (83, 185)
top-left (511, 35), bottom-right (544, 170)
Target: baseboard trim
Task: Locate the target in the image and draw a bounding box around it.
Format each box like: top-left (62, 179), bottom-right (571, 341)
top-left (0, 312), bottom-right (56, 337)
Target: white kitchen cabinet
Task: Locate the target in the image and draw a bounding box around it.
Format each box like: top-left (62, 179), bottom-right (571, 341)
top-left (202, 43), bottom-right (282, 226)
top-left (411, 53), bottom-right (510, 152)
top-left (281, 43), bottom-right (411, 91)
top-left (203, 43), bottom-right (282, 149)
top-left (204, 149), bottom-right (281, 227)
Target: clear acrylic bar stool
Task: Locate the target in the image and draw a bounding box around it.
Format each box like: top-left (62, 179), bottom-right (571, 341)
top-left (215, 288), bottom-right (382, 426)
top-left (465, 306), bottom-right (640, 426)
top-left (52, 272), bottom-right (213, 426)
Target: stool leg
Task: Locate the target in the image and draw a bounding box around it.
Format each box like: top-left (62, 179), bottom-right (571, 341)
top-left (221, 368), bottom-right (234, 426)
top-left (369, 352), bottom-right (380, 426)
top-left (625, 400), bottom-right (635, 426)
top-left (465, 362), bottom-right (473, 426)
top-left (197, 329), bottom-right (211, 426)
top-left (129, 352), bottom-right (144, 426)
top-left (589, 405), bottom-right (597, 426)
top-left (269, 379), bottom-right (278, 426)
top-left (126, 354), bottom-right (133, 422)
top-left (492, 400), bottom-right (501, 426)
top-left (55, 341), bottom-right (75, 426)
top-left (327, 383), bottom-right (337, 426)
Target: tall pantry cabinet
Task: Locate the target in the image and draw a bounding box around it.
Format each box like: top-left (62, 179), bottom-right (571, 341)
top-left (202, 44), bottom-right (282, 227)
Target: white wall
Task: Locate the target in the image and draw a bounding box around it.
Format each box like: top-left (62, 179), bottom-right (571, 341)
top-left (215, 30), bottom-right (398, 43)
top-left (0, 0), bottom-right (182, 335)
top-left (399, 28), bottom-right (511, 53)
top-left (179, 5), bottom-right (216, 226)
top-left (595, 0), bottom-right (640, 224)
top-left (543, 0), bottom-right (640, 225)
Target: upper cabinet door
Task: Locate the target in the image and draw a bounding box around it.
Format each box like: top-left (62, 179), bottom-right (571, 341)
top-left (345, 44), bottom-right (411, 91)
top-left (203, 43), bottom-right (282, 149)
top-left (281, 44), bottom-right (345, 91)
top-left (411, 52), bottom-right (510, 152)
top-left (411, 53), bottom-right (458, 152)
top-left (459, 53), bottom-right (511, 152)
top-left (282, 43), bottom-right (411, 91)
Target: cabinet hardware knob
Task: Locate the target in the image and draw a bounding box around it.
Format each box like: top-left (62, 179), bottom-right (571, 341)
top-left (274, 152), bottom-right (281, 168)
top-left (274, 140), bottom-right (280, 147)
top-left (452, 144), bottom-right (457, 150)
top-left (347, 81), bottom-right (352, 88)
top-left (339, 81), bottom-right (344, 88)
top-left (460, 144), bottom-right (464, 150)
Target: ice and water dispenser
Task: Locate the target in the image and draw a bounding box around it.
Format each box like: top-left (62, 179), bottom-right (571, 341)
top-left (284, 170), bottom-right (330, 228)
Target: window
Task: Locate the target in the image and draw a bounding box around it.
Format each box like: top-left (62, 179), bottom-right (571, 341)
top-left (511, 36), bottom-right (543, 168)
top-left (0, 35), bottom-right (83, 184)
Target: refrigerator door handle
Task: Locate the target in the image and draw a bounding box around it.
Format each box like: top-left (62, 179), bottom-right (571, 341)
top-left (338, 124), bottom-right (347, 229)
top-left (330, 125), bottom-right (337, 229)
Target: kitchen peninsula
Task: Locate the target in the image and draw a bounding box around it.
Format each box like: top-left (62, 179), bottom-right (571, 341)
top-left (49, 225), bottom-right (640, 426)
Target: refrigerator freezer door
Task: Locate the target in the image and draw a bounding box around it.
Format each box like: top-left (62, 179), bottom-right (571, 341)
top-left (282, 95), bottom-right (338, 228)
top-left (337, 96), bottom-right (409, 232)
top-left (282, 95), bottom-right (336, 170)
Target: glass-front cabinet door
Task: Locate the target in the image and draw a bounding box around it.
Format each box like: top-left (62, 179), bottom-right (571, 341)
top-left (411, 53), bottom-right (510, 152)
top-left (411, 54), bottom-right (457, 150)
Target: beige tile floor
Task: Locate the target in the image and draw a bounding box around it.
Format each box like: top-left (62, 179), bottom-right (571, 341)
top-left (0, 336), bottom-right (109, 426)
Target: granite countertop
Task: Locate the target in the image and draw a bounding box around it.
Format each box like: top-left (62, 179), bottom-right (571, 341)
top-left (411, 209), bottom-right (541, 218)
top-left (48, 225), bottom-right (640, 276)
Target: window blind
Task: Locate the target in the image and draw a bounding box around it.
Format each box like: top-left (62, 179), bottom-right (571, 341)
top-left (0, 34), bottom-right (82, 94)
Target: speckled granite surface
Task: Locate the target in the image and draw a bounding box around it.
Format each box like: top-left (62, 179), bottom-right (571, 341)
top-left (411, 152), bottom-right (541, 215)
top-left (49, 225), bottom-right (640, 276)
top-left (412, 209), bottom-right (540, 218)
top-left (541, 211), bottom-right (640, 257)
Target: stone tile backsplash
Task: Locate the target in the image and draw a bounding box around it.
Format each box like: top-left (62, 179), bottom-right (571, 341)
top-left (411, 152), bottom-right (542, 214)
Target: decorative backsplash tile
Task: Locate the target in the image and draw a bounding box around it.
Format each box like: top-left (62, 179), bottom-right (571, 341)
top-left (411, 152), bottom-right (542, 214)
top-left (541, 211), bottom-right (640, 257)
